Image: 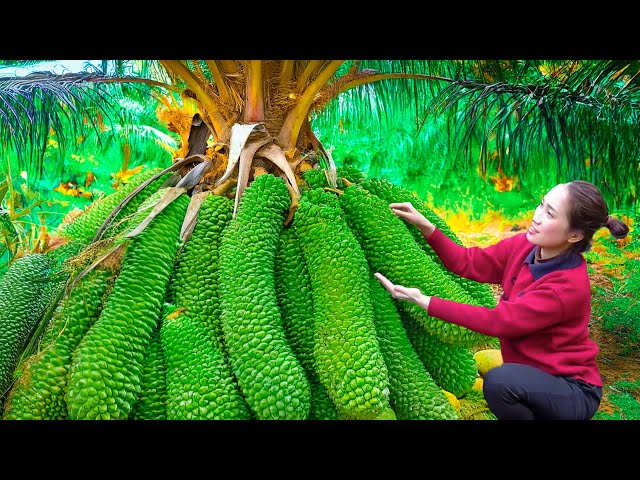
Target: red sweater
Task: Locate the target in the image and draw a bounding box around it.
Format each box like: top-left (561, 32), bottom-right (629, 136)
top-left (426, 228), bottom-right (602, 386)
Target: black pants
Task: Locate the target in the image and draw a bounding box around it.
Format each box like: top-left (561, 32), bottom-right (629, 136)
top-left (483, 363), bottom-right (602, 420)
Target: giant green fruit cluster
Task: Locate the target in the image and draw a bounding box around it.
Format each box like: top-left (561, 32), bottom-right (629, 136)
top-left (1, 169), bottom-right (497, 420)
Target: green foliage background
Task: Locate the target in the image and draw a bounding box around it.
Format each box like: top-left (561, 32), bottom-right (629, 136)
top-left (3, 81), bottom-right (639, 267)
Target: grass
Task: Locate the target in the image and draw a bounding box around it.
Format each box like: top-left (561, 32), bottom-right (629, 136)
top-left (594, 380), bottom-right (640, 420)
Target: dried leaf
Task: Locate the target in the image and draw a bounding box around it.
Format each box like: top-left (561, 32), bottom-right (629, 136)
top-left (113, 165), bottom-right (146, 185)
top-left (307, 126), bottom-right (337, 188)
top-left (67, 242), bottom-right (127, 292)
top-left (233, 137), bottom-right (271, 217)
top-left (175, 157), bottom-right (212, 190)
top-left (256, 143), bottom-right (300, 195)
top-left (125, 187), bottom-right (187, 238)
top-left (216, 123), bottom-right (268, 187)
top-left (92, 155), bottom-right (199, 243)
top-left (53, 182), bottom-right (92, 198)
top-left (85, 171), bottom-right (96, 188)
top-left (165, 307), bottom-right (186, 320)
top-left (0, 179), bottom-right (7, 204)
top-left (180, 191), bottom-right (209, 242)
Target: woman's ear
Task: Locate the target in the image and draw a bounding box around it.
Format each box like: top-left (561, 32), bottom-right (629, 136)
top-left (568, 230), bottom-right (585, 244)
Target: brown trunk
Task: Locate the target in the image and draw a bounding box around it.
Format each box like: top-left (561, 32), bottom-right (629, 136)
top-left (186, 114), bottom-right (211, 158)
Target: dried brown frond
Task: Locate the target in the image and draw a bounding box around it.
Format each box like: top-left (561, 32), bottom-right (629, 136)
top-left (209, 61), bottom-right (246, 123)
top-left (99, 241), bottom-right (125, 270)
top-left (65, 238), bottom-right (116, 273)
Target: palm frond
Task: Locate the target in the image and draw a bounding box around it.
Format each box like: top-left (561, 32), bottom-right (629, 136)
top-left (430, 60), bottom-right (640, 207)
top-left (319, 60), bottom-right (640, 207)
top-left (0, 68), bottom-right (173, 184)
top-left (0, 72), bottom-right (118, 177)
top-left (3, 59), bottom-right (640, 210)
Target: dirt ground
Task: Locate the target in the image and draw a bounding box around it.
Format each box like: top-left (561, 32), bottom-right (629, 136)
top-left (584, 261), bottom-right (640, 412)
top-left (591, 319), bottom-right (640, 412)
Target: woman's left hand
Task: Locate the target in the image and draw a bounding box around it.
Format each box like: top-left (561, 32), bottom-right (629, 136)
top-left (374, 272), bottom-right (431, 310)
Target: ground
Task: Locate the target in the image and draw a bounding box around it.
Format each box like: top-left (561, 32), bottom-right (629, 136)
top-left (591, 314), bottom-right (640, 416)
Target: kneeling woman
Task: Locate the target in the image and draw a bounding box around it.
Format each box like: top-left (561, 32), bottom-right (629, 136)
top-left (375, 180), bottom-right (629, 420)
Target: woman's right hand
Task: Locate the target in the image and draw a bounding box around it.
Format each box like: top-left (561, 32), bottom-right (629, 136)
top-left (389, 202), bottom-right (436, 238)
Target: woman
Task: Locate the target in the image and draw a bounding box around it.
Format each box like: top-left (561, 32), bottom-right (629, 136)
top-left (375, 180), bottom-right (630, 420)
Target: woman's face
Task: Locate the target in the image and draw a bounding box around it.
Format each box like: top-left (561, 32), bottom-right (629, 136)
top-left (526, 184), bottom-right (577, 253)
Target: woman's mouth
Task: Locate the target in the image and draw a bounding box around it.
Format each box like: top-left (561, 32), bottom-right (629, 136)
top-left (529, 226), bottom-right (538, 235)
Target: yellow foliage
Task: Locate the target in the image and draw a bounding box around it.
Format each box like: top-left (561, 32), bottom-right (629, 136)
top-left (53, 182), bottom-right (93, 199)
top-left (155, 91), bottom-right (199, 161)
top-left (538, 61), bottom-right (581, 80)
top-left (445, 210), bottom-right (507, 237)
top-left (472, 62), bottom-right (494, 82)
top-left (35, 221), bottom-right (50, 253)
top-left (489, 168), bottom-right (517, 192)
top-left (112, 165), bottom-right (146, 188)
top-left (616, 235), bottom-right (632, 247)
top-left (165, 307), bottom-right (186, 320)
top-left (97, 111), bottom-right (106, 133)
top-left (85, 171), bottom-right (96, 188)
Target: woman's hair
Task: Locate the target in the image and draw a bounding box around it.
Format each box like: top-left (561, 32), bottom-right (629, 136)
top-left (564, 180), bottom-right (630, 253)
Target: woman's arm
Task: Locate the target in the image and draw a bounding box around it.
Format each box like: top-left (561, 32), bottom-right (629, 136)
top-left (426, 229), bottom-right (513, 284)
top-left (375, 272), bottom-right (567, 338)
top-left (389, 202), bottom-right (512, 284)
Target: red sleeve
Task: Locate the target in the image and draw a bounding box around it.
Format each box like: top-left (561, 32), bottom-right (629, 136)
top-left (426, 228), bottom-right (518, 284)
top-left (427, 285), bottom-right (568, 338)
